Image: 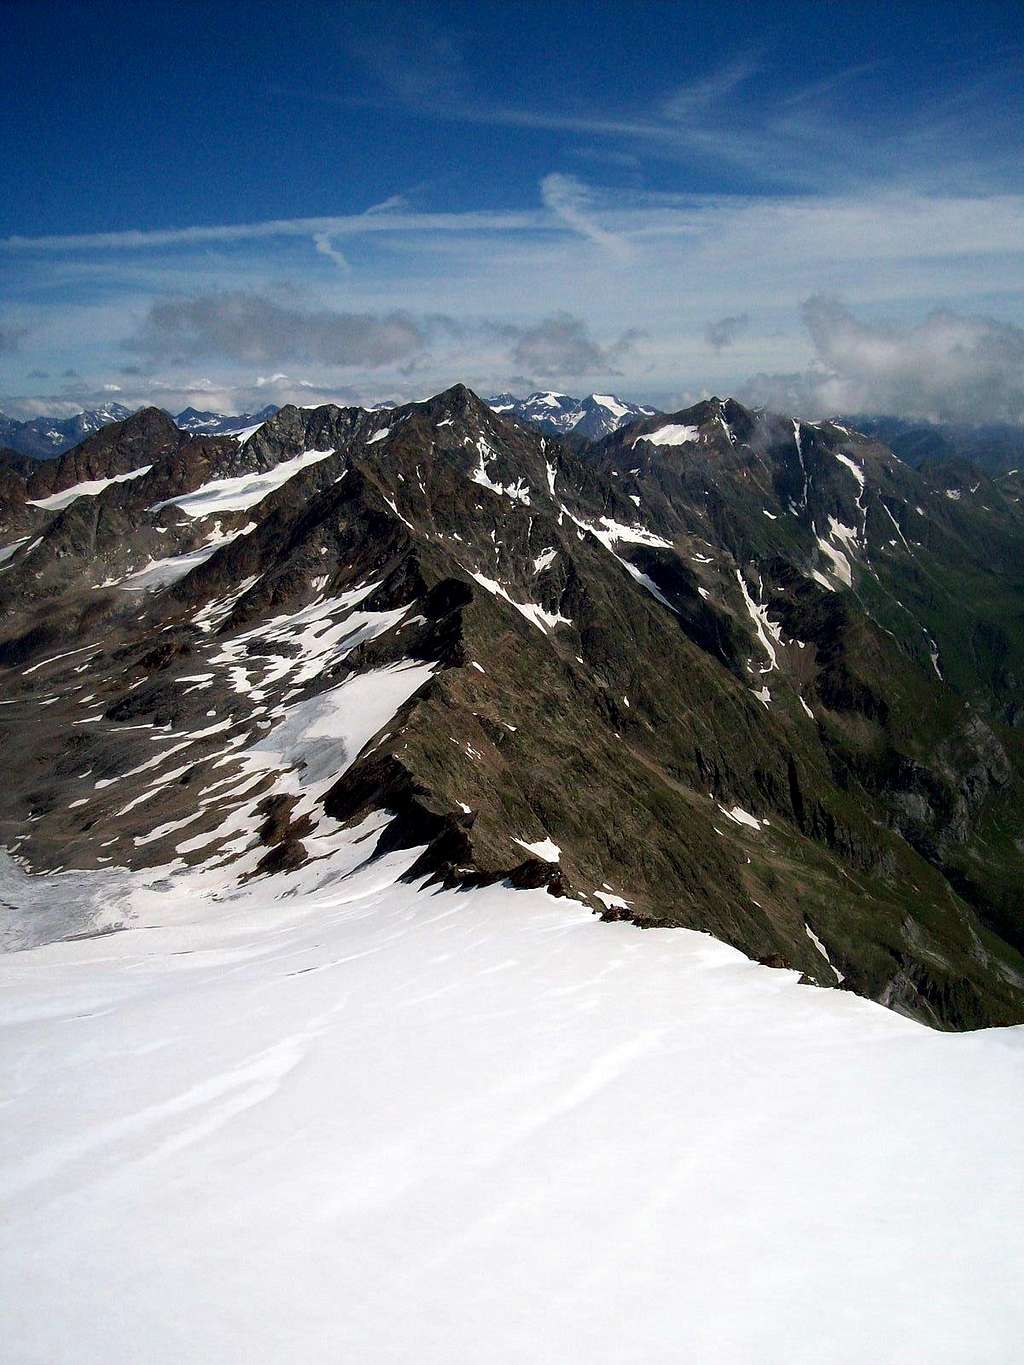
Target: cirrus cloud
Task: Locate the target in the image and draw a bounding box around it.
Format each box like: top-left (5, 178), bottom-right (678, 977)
top-left (539, 173), bottom-right (631, 260)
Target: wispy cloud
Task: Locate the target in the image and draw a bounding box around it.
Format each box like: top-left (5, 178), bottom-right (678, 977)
top-left (0, 209), bottom-right (543, 254)
top-left (659, 57), bottom-right (760, 119)
top-left (312, 232), bottom-right (350, 271)
top-left (302, 43), bottom-right (1022, 197)
top-left (776, 59), bottom-right (889, 109)
top-left (539, 174), bottom-right (631, 260)
top-left (364, 194), bottom-right (410, 215)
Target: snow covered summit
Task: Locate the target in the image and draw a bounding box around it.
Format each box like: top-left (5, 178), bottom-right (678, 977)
top-left (487, 389), bottom-right (658, 439)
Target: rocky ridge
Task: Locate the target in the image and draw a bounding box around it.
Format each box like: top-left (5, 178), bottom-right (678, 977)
top-left (1, 387), bottom-right (1023, 1028)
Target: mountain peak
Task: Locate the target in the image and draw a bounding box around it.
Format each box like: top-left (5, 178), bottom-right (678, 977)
top-left (174, 404), bottom-right (279, 436)
top-left (1, 377), bottom-right (1023, 1035)
top-left (486, 390), bottom-right (658, 439)
top-left (0, 402), bottom-right (135, 460)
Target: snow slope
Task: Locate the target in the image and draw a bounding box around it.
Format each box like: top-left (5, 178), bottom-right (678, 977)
top-left (2, 853), bottom-right (1022, 1365)
top-left (633, 422), bottom-right (701, 447)
top-left (26, 464), bottom-right (153, 511)
top-left (149, 448), bottom-right (335, 517)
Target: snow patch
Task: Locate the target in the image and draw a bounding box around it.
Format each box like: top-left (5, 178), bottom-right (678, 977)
top-left (805, 922), bottom-right (844, 983)
top-left (591, 394), bottom-right (629, 419)
top-left (719, 804), bottom-right (762, 830)
top-left (231, 422), bottom-right (267, 446)
top-left (816, 535), bottom-right (852, 588)
top-left (632, 423), bottom-right (700, 448)
top-left (513, 836), bottom-right (560, 863)
top-left (28, 464), bottom-right (153, 511)
top-left (469, 571), bottom-right (571, 633)
top-left (151, 449), bottom-right (336, 518)
top-left (471, 438), bottom-right (530, 505)
top-left (0, 537), bottom-right (29, 568)
top-left (735, 570), bottom-right (781, 673)
top-left (594, 890), bottom-right (631, 910)
top-left (119, 526), bottom-right (254, 592)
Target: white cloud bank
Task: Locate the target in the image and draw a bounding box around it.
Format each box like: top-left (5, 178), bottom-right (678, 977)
top-left (741, 296), bottom-right (1024, 424)
top-left (2, 178), bottom-right (1024, 419)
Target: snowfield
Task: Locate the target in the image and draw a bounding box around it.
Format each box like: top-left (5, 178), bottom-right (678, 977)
top-left (149, 447), bottom-right (336, 517)
top-left (26, 464), bottom-right (153, 511)
top-left (2, 849), bottom-right (1022, 1365)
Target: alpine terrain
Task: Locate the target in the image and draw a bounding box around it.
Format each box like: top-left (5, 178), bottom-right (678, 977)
top-left (5, 5), bottom-right (1023, 1357)
top-left (173, 403), bottom-right (280, 437)
top-left (2, 388), bottom-right (1023, 1030)
top-left (488, 390), bottom-right (658, 438)
top-left (0, 403), bottom-right (134, 458)
top-left (4, 385), bottom-right (1024, 1365)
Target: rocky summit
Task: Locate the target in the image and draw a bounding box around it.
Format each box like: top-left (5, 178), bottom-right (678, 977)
top-left (1, 387), bottom-right (1023, 1029)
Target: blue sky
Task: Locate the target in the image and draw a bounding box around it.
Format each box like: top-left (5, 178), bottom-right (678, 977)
top-left (2, 0), bottom-right (1023, 421)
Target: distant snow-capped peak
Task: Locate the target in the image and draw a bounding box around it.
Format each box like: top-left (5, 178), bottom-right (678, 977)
top-left (0, 403), bottom-right (135, 458)
top-left (486, 391), bottom-right (658, 439)
top-left (173, 404), bottom-right (279, 435)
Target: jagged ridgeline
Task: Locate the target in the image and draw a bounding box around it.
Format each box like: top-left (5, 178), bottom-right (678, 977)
top-left (1, 386), bottom-right (1022, 1029)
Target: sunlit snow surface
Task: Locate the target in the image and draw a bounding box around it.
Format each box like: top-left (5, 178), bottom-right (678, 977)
top-left (0, 537), bottom-right (29, 565)
top-left (26, 464), bottom-right (153, 511)
top-left (2, 847), bottom-right (1022, 1365)
top-left (632, 422), bottom-right (701, 447)
top-left (150, 448), bottom-right (335, 517)
top-left (117, 527), bottom-right (251, 591)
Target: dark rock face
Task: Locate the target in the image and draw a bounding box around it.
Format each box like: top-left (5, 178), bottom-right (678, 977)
top-left (0, 447), bottom-right (40, 479)
top-left (23, 407), bottom-right (183, 499)
top-left (1, 386), bottom-right (1023, 1030)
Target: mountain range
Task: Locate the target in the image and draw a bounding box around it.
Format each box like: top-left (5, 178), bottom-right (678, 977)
top-left (173, 404), bottom-right (281, 437)
top-left (842, 414), bottom-right (1024, 476)
top-left (0, 403), bottom-right (134, 458)
top-left (0, 392), bottom-right (644, 457)
top-left (1, 387), bottom-right (1022, 1029)
top-left (487, 390), bottom-right (657, 438)
top-left (6, 391), bottom-right (1022, 476)
top-left (0, 403), bottom-right (282, 457)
